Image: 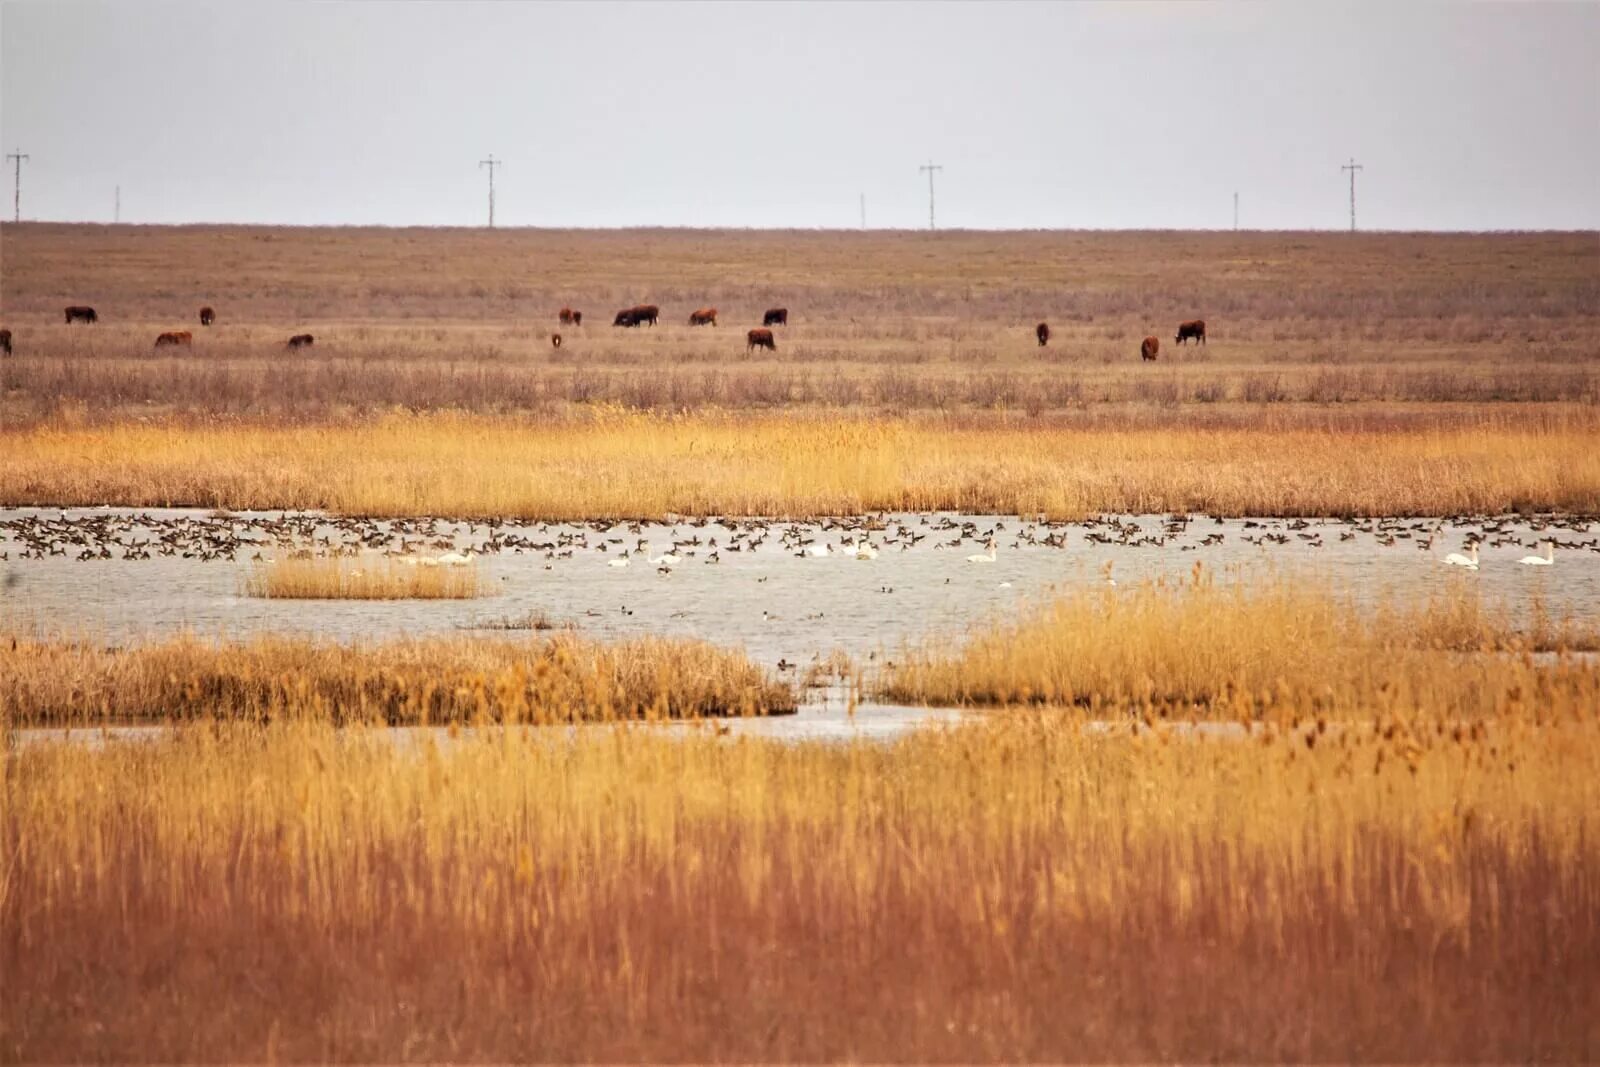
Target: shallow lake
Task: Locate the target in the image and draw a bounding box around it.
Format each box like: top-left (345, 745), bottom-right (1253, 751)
top-left (2, 508), bottom-right (1595, 679)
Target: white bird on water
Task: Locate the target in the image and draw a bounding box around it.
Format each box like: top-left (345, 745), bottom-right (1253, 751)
top-left (435, 550), bottom-right (475, 567)
top-left (640, 541), bottom-right (679, 566)
top-left (1518, 542), bottom-right (1554, 566)
top-left (966, 538), bottom-right (997, 564)
top-left (607, 556), bottom-right (630, 568)
top-left (855, 541), bottom-right (879, 560)
top-left (1443, 543), bottom-right (1479, 570)
top-left (802, 542), bottom-right (832, 558)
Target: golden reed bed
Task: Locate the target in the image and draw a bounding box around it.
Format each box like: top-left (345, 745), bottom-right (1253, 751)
top-left (0, 632), bottom-right (798, 725)
top-left (4, 410), bottom-right (1597, 518)
top-left (881, 573), bottom-right (1600, 713)
top-left (243, 554), bottom-right (482, 599)
top-left (5, 713), bottom-right (1596, 1060)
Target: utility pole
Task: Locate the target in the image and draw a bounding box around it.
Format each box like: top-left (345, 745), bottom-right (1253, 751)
top-left (860, 192), bottom-right (865, 230)
top-left (478, 154), bottom-right (501, 228)
top-left (1233, 191), bottom-right (1238, 231)
top-left (115, 185), bottom-right (121, 224)
top-left (6, 148), bottom-right (29, 223)
top-left (919, 160), bottom-right (942, 231)
top-left (1342, 157), bottom-right (1363, 232)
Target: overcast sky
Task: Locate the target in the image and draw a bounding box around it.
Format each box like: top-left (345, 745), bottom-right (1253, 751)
top-left (1, 1), bottom-right (1596, 230)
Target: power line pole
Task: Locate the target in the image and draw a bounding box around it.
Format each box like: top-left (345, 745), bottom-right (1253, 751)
top-left (1342, 157), bottom-right (1363, 232)
top-left (115, 185), bottom-right (121, 224)
top-left (919, 160), bottom-right (942, 231)
top-left (860, 192), bottom-right (865, 230)
top-left (6, 148), bottom-right (29, 223)
top-left (478, 154), bottom-right (501, 228)
top-left (1233, 191), bottom-right (1238, 231)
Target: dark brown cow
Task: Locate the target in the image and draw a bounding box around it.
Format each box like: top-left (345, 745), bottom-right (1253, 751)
top-left (689, 307), bottom-right (718, 326)
top-left (1141, 336), bottom-right (1160, 362)
top-left (613, 309), bottom-right (640, 327)
top-left (1036, 322), bottom-right (1050, 347)
top-left (572, 310), bottom-right (582, 326)
top-left (1176, 319), bottom-right (1206, 345)
top-left (631, 304), bottom-right (660, 327)
top-left (0, 328), bottom-right (11, 356)
top-left (763, 307), bottom-right (788, 327)
top-left (287, 333), bottom-right (315, 350)
top-left (747, 327), bottom-right (776, 353)
top-left (64, 306), bottom-right (97, 324)
top-left (154, 331), bottom-right (193, 348)
top-left (199, 306), bottom-right (216, 326)
top-left (558, 307), bottom-right (575, 325)
top-left (551, 333), bottom-right (562, 349)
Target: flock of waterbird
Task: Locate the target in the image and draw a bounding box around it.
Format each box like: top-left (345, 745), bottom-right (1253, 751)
top-left (0, 509), bottom-right (1586, 573)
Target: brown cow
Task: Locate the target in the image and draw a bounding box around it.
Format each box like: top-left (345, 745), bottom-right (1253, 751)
top-left (763, 307), bottom-right (788, 327)
top-left (631, 304), bottom-right (660, 327)
top-left (287, 333), bottom-right (315, 349)
top-left (64, 306), bottom-right (97, 324)
top-left (0, 328), bottom-right (11, 356)
top-left (1036, 322), bottom-right (1050, 347)
top-left (155, 331), bottom-right (193, 348)
top-left (558, 307), bottom-right (575, 325)
top-left (551, 333), bottom-right (563, 349)
top-left (689, 307), bottom-right (718, 326)
top-left (1176, 319), bottom-right (1206, 345)
top-left (572, 310), bottom-right (582, 326)
top-left (747, 327), bottom-right (776, 353)
top-left (199, 306), bottom-right (216, 326)
top-left (1140, 336), bottom-right (1159, 362)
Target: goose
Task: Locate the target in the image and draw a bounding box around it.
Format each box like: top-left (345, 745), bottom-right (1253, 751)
top-left (1443, 543), bottom-right (1479, 570)
top-left (966, 538), bottom-right (997, 564)
top-left (1518, 542), bottom-right (1554, 566)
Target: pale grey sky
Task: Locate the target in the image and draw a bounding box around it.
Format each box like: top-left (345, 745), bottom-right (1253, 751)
top-left (1, 1), bottom-right (1596, 230)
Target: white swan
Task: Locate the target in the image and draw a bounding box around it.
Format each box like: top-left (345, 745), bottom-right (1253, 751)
top-left (607, 556), bottom-right (630, 568)
top-left (802, 542), bottom-right (832, 558)
top-left (1518, 542), bottom-right (1554, 566)
top-left (435, 550), bottom-right (475, 567)
top-left (966, 538), bottom-right (997, 564)
top-left (1443, 544), bottom-right (1479, 570)
top-left (855, 541), bottom-right (879, 560)
top-left (635, 541), bottom-right (679, 566)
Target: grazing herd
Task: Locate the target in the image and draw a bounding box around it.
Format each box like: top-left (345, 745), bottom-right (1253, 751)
top-left (2, 302), bottom-right (1208, 363)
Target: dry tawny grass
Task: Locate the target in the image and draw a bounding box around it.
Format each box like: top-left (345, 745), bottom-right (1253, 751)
top-left (4, 711), bottom-right (1596, 1061)
top-left (2, 225), bottom-right (1596, 422)
top-left (4, 410), bottom-right (1597, 517)
top-left (243, 554), bottom-right (482, 599)
top-left (878, 571), bottom-right (1600, 716)
top-left (0, 631), bottom-right (798, 725)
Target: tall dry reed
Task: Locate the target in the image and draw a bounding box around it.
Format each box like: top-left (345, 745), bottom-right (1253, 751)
top-left (0, 632), bottom-right (797, 725)
top-left (4, 411), bottom-right (1597, 517)
top-left (3, 712), bottom-right (1596, 1060)
top-left (879, 571), bottom-right (1600, 718)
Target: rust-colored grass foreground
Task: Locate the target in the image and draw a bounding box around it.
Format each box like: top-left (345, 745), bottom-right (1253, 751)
top-left (4, 410), bottom-right (1598, 517)
top-left (881, 571), bottom-right (1600, 714)
top-left (4, 712), bottom-right (1598, 1061)
top-left (0, 632), bottom-right (797, 725)
top-left (243, 554), bottom-right (483, 599)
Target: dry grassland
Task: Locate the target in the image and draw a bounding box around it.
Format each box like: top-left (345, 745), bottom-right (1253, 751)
top-left (3, 410), bottom-right (1596, 517)
top-left (4, 711), bottom-right (1596, 1061)
top-left (1, 224), bottom-right (1596, 423)
top-left (0, 631), bottom-right (796, 725)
